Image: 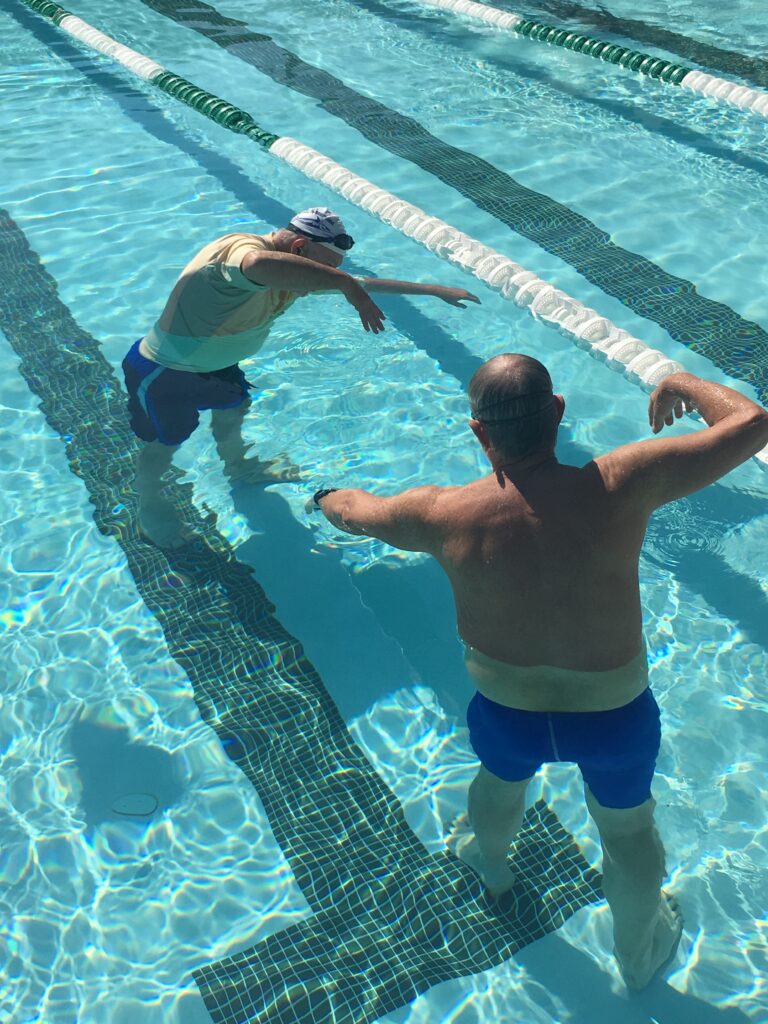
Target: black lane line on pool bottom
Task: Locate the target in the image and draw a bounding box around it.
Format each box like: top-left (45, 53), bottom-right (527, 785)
top-left (194, 801), bottom-right (596, 1024)
top-left (0, 208), bottom-right (601, 1021)
top-left (141, 0), bottom-right (768, 406)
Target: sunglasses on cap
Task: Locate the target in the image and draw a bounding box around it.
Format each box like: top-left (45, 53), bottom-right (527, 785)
top-left (289, 225), bottom-right (355, 251)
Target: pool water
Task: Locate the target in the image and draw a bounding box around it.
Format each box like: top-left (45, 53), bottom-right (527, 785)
top-left (1, 0), bottom-right (767, 1022)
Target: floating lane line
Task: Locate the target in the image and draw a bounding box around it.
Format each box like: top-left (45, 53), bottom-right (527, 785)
top-left (505, 0), bottom-right (768, 91)
top-left (409, 0), bottom-right (768, 120)
top-left (18, 0), bottom-right (768, 470)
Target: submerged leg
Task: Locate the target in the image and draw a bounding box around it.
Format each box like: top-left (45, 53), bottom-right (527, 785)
top-left (211, 402), bottom-right (300, 483)
top-left (586, 787), bottom-right (682, 990)
top-left (211, 401), bottom-right (250, 469)
top-left (447, 766), bottom-right (530, 898)
top-left (135, 439), bottom-right (189, 547)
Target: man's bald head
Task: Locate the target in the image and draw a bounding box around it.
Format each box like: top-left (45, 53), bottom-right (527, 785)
top-left (469, 354), bottom-right (559, 462)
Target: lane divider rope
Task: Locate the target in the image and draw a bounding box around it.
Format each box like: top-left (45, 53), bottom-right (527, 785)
top-left (411, 0), bottom-right (768, 120)
top-left (19, 0), bottom-right (768, 469)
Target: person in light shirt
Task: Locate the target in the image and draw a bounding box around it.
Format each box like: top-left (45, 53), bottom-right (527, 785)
top-left (311, 353), bottom-right (768, 990)
top-left (123, 206), bottom-right (479, 546)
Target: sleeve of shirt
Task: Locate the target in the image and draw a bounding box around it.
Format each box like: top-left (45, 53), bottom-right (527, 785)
top-left (220, 260), bottom-right (269, 291)
top-left (210, 238), bottom-right (271, 292)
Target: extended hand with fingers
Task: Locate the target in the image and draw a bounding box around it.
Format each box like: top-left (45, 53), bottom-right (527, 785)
top-left (344, 279), bottom-right (386, 333)
top-left (432, 286), bottom-right (481, 307)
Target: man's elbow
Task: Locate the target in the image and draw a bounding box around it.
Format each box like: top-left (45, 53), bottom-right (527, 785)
top-left (754, 409), bottom-right (768, 454)
top-left (742, 406), bottom-right (768, 440)
top-left (731, 407), bottom-right (768, 460)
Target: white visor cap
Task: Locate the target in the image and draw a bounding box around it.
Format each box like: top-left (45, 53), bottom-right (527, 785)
top-left (288, 207), bottom-right (353, 255)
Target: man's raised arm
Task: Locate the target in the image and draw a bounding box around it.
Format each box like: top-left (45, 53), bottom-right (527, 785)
top-left (598, 372), bottom-right (768, 509)
top-left (312, 485), bottom-right (442, 552)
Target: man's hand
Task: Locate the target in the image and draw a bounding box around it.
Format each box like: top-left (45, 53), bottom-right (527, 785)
top-left (648, 380), bottom-right (690, 433)
top-left (431, 286), bottom-right (481, 307)
top-left (343, 279), bottom-right (386, 333)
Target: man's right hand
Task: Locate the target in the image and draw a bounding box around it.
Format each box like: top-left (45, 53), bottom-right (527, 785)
top-left (343, 279), bottom-right (386, 333)
top-left (648, 378), bottom-right (691, 433)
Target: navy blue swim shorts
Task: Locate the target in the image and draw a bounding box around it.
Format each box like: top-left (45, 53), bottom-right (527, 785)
top-left (122, 340), bottom-right (250, 447)
top-left (467, 688), bottom-right (661, 809)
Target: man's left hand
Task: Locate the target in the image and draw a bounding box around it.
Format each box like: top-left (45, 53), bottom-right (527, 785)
top-left (432, 287), bottom-right (481, 307)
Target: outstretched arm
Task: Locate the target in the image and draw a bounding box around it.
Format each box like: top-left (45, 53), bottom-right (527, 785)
top-left (597, 372), bottom-right (768, 509)
top-left (358, 278), bottom-right (481, 307)
top-left (313, 485), bottom-right (442, 552)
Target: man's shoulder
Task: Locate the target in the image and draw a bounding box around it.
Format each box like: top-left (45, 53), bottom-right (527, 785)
top-left (589, 441), bottom-right (674, 520)
top-left (205, 232), bottom-right (274, 258)
top-left (181, 233), bottom-right (278, 293)
top-left (179, 233), bottom-right (269, 270)
top-left (592, 439), bottom-right (659, 492)
top-left (425, 478), bottom-right (497, 519)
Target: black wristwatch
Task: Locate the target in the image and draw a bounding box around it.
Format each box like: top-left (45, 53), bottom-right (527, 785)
top-left (312, 487), bottom-right (339, 508)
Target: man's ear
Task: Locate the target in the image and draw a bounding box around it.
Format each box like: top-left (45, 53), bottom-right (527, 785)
top-left (555, 394), bottom-right (565, 423)
top-left (469, 418), bottom-right (490, 451)
top-left (290, 237), bottom-right (308, 256)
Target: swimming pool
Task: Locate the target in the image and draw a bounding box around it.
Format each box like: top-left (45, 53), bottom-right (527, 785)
top-left (1, 0), bottom-right (767, 1021)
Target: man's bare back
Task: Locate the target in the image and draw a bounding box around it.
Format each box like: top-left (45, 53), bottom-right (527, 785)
top-left (420, 461), bottom-right (649, 710)
top-left (430, 463), bottom-right (646, 665)
top-left (317, 365), bottom-right (768, 705)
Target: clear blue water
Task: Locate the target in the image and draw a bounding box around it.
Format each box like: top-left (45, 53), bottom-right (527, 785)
top-left (1, 1), bottom-right (767, 1022)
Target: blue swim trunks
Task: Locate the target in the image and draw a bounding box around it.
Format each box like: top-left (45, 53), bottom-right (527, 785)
top-left (467, 688), bottom-right (661, 809)
top-left (122, 339), bottom-right (250, 446)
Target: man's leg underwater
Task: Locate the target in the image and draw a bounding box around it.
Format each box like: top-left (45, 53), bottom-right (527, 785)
top-left (123, 343), bottom-right (197, 548)
top-left (448, 765), bottom-right (531, 898)
top-left (210, 400), bottom-right (300, 483)
top-left (210, 399), bottom-right (250, 472)
top-left (136, 439), bottom-right (187, 547)
top-left (585, 787), bottom-right (682, 990)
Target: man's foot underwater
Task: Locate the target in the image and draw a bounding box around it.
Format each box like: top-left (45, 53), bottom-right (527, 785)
top-left (446, 813), bottom-right (517, 899)
top-left (616, 890), bottom-right (684, 991)
top-left (138, 494), bottom-right (197, 549)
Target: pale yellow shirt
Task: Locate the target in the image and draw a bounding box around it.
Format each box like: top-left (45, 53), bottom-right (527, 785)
top-left (141, 233), bottom-right (298, 372)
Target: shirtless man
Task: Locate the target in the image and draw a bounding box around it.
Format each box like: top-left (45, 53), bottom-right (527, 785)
top-left (311, 353), bottom-right (768, 990)
top-left (122, 207), bottom-right (479, 547)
